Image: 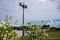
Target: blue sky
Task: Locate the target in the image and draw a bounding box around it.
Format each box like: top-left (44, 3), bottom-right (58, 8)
top-left (0, 0), bottom-right (60, 27)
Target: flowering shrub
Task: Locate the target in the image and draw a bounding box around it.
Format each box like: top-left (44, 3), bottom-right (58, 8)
top-left (0, 15), bottom-right (19, 40)
top-left (21, 22), bottom-right (49, 40)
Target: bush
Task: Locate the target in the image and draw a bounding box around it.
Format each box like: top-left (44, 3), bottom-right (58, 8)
top-left (20, 22), bottom-right (49, 40)
top-left (0, 15), bottom-right (19, 40)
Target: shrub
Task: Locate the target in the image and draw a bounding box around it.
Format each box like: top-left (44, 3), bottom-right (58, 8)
top-left (0, 15), bottom-right (19, 40)
top-left (20, 22), bottom-right (49, 40)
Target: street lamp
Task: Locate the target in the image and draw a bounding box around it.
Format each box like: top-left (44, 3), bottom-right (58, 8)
top-left (19, 2), bottom-right (27, 38)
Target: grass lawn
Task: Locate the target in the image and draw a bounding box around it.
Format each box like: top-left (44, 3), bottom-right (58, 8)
top-left (45, 30), bottom-right (60, 40)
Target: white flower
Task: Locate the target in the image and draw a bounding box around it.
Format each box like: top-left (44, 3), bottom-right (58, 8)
top-left (6, 30), bottom-right (8, 33)
top-left (4, 34), bottom-right (7, 37)
top-left (3, 37), bottom-right (6, 40)
top-left (2, 21), bottom-right (6, 24)
top-left (44, 32), bottom-right (49, 37)
top-left (45, 34), bottom-right (49, 37)
top-left (3, 26), bottom-right (7, 29)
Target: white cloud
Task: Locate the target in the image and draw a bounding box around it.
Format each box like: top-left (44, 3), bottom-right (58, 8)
top-left (37, 0), bottom-right (46, 2)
